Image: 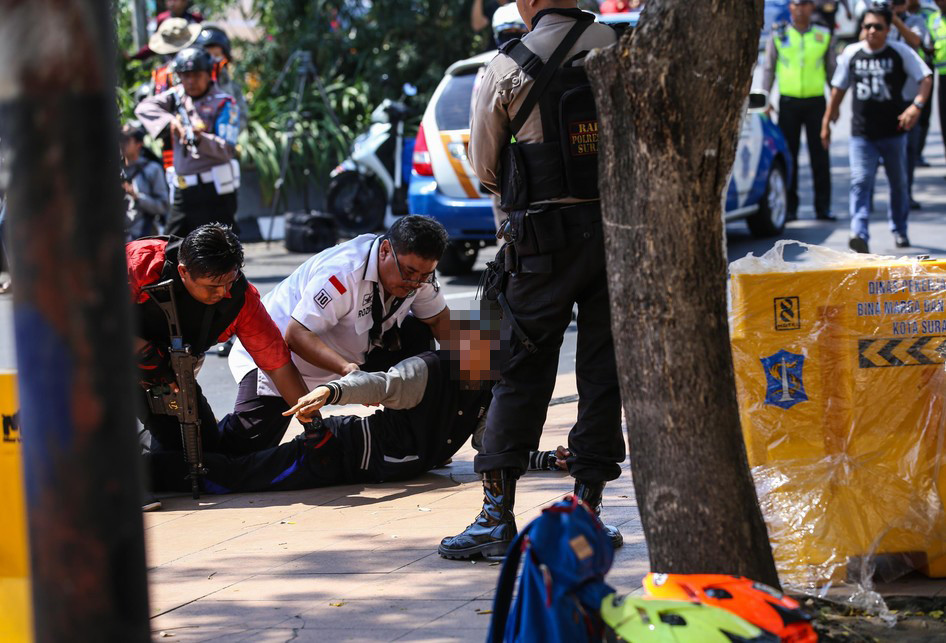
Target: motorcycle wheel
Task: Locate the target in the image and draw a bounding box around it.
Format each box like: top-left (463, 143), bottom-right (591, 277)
top-left (325, 171), bottom-right (387, 236)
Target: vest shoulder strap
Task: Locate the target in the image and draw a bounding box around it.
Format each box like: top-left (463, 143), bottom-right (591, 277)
top-left (507, 19), bottom-right (593, 136)
top-left (500, 39), bottom-right (543, 79)
top-left (159, 236), bottom-right (184, 281)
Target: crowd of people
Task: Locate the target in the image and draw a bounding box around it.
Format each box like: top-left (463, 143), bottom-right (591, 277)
top-left (4, 0), bottom-right (946, 566)
top-left (763, 0), bottom-right (942, 254)
top-left (120, 3), bottom-right (247, 245)
top-left (129, 0), bottom-right (629, 566)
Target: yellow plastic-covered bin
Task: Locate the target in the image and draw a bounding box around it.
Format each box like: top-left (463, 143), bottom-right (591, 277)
top-left (729, 242), bottom-right (946, 592)
top-left (0, 371), bottom-right (32, 642)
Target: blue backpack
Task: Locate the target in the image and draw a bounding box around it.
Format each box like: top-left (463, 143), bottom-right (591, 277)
top-left (488, 496), bottom-right (615, 643)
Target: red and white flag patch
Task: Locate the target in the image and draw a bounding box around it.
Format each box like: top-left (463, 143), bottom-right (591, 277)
top-left (329, 275), bottom-right (347, 295)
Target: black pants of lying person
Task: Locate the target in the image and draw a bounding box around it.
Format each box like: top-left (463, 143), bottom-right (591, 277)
top-left (147, 350), bottom-right (565, 494)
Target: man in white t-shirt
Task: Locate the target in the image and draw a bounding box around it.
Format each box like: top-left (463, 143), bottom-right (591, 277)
top-left (227, 215), bottom-right (451, 450)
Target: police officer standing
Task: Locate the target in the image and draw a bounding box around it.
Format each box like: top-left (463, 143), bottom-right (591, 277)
top-left (438, 0), bottom-right (626, 560)
top-left (813, 0), bottom-right (850, 34)
top-left (763, 0), bottom-right (835, 221)
top-left (194, 25), bottom-right (249, 133)
top-left (929, 0), bottom-right (946, 168)
top-left (136, 47), bottom-right (240, 238)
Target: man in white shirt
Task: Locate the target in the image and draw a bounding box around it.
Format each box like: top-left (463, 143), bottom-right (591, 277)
top-left (226, 215), bottom-right (451, 451)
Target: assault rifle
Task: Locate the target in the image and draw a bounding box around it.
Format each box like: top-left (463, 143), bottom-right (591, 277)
top-left (142, 279), bottom-right (206, 499)
top-left (170, 91), bottom-right (199, 157)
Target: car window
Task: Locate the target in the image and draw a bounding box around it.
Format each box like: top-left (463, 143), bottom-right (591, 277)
top-left (435, 71), bottom-right (478, 131)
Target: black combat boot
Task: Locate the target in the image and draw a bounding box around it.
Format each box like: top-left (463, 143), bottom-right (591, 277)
top-left (438, 469), bottom-right (518, 560)
top-left (574, 479), bottom-right (624, 549)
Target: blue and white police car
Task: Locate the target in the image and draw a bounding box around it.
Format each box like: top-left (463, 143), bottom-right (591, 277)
top-left (409, 20), bottom-right (793, 275)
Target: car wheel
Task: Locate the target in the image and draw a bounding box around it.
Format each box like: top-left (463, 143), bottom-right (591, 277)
top-left (325, 171), bottom-right (387, 236)
top-left (437, 242), bottom-right (478, 277)
top-left (746, 160), bottom-right (787, 238)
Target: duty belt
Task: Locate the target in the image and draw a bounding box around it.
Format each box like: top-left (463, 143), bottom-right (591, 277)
top-left (176, 170), bottom-right (215, 189)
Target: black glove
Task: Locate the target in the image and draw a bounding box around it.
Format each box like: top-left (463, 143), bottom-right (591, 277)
top-left (137, 342), bottom-right (176, 387)
top-left (301, 416), bottom-right (333, 450)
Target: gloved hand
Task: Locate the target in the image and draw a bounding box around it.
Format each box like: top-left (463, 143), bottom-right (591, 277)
top-left (301, 415), bottom-right (333, 451)
top-left (137, 342), bottom-right (176, 387)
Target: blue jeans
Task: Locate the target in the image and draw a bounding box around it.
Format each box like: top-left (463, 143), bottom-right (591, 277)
top-left (849, 134), bottom-right (909, 240)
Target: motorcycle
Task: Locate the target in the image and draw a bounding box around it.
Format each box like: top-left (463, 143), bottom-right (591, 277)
top-left (326, 81), bottom-right (418, 236)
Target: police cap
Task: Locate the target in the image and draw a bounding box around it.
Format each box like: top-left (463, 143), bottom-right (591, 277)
top-left (195, 25), bottom-right (232, 60)
top-left (173, 47), bottom-right (214, 74)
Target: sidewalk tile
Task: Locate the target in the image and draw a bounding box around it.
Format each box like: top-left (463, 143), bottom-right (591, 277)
top-left (151, 599), bottom-right (309, 631)
top-left (293, 598), bottom-right (473, 630)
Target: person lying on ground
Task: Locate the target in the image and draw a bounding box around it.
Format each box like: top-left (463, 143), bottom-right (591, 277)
top-left (149, 314), bottom-right (567, 494)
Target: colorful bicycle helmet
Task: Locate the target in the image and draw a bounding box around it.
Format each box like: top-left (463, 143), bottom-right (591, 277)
top-left (600, 594), bottom-right (779, 642)
top-left (643, 573), bottom-right (817, 643)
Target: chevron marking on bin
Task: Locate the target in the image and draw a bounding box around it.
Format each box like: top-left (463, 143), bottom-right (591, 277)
top-left (858, 336), bottom-right (946, 368)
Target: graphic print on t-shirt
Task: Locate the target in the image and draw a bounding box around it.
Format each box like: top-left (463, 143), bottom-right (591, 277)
top-left (854, 57), bottom-right (894, 102)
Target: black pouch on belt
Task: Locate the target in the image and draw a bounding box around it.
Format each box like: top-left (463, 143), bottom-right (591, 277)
top-left (508, 209), bottom-right (537, 257)
top-left (526, 207), bottom-right (567, 255)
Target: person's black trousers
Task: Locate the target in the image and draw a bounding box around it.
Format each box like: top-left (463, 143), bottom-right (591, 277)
top-left (167, 180), bottom-right (237, 238)
top-left (918, 72), bottom-right (934, 159)
top-left (778, 95), bottom-right (832, 218)
top-left (148, 415), bottom-right (365, 493)
top-left (939, 74), bottom-right (946, 165)
top-left (218, 369), bottom-right (294, 455)
top-left (474, 204), bottom-right (625, 483)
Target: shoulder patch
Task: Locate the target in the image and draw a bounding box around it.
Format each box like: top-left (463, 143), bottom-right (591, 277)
top-left (314, 289), bottom-right (333, 309)
top-left (329, 275), bottom-right (347, 295)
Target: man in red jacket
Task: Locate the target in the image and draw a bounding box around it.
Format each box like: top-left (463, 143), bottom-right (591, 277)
top-left (128, 224), bottom-right (308, 462)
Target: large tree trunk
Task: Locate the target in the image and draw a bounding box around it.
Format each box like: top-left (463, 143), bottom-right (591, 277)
top-left (0, 1), bottom-right (151, 639)
top-left (586, 0), bottom-right (780, 587)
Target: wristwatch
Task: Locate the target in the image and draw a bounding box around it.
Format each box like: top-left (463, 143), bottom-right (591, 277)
top-left (913, 99), bottom-right (925, 109)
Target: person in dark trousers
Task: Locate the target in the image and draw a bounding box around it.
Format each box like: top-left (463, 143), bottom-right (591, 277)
top-left (438, 0), bottom-right (626, 561)
top-left (148, 315), bottom-right (569, 493)
top-left (822, 5), bottom-right (932, 253)
top-left (929, 0), bottom-right (946, 174)
top-left (130, 224), bottom-right (308, 464)
top-left (121, 123), bottom-right (169, 240)
top-left (136, 47), bottom-right (240, 238)
top-left (762, 0), bottom-right (836, 221)
top-left (909, 0), bottom-right (936, 167)
top-left (813, 0), bottom-right (851, 34)
top-left (0, 198), bottom-right (9, 295)
top-left (888, 0), bottom-right (931, 209)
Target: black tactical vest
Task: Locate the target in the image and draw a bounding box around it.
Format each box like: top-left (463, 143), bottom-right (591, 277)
top-left (499, 11), bottom-right (601, 210)
top-left (137, 236), bottom-right (249, 355)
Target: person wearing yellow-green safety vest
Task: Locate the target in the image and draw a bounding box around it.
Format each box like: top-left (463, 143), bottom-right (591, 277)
top-left (907, 0), bottom-right (936, 167)
top-left (763, 0), bottom-right (837, 221)
top-left (928, 0), bottom-right (946, 171)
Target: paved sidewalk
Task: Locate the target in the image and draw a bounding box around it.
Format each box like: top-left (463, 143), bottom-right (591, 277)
top-left (145, 392), bottom-right (646, 642)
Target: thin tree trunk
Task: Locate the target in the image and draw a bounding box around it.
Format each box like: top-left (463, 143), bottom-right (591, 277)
top-left (0, 1), bottom-right (151, 639)
top-left (587, 0), bottom-right (780, 587)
